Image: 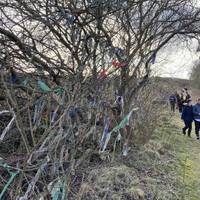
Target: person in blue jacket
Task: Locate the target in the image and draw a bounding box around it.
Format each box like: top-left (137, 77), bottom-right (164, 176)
top-left (181, 99), bottom-right (193, 137)
top-left (193, 98), bottom-right (200, 140)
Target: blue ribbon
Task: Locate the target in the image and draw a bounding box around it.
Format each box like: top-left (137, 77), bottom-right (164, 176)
top-left (10, 74), bottom-right (17, 84)
top-left (65, 15), bottom-right (76, 26)
top-left (150, 52), bottom-right (156, 64)
top-left (115, 48), bottom-right (124, 56)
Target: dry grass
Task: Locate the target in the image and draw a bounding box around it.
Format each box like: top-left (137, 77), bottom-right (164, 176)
top-left (75, 112), bottom-right (188, 200)
top-left (75, 108), bottom-right (200, 200)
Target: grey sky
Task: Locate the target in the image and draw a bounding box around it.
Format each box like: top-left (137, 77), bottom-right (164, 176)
top-left (152, 0), bottom-right (200, 79)
top-left (153, 39), bottom-right (199, 79)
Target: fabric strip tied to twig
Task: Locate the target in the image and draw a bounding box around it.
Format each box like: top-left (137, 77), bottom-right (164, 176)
top-left (38, 80), bottom-right (51, 93)
top-left (0, 110), bottom-right (16, 141)
top-left (101, 107), bottom-right (139, 152)
top-left (100, 115), bottom-right (110, 150)
top-left (0, 161), bottom-right (19, 199)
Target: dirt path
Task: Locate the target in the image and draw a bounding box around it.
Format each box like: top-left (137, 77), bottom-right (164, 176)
top-left (172, 113), bottom-right (200, 200)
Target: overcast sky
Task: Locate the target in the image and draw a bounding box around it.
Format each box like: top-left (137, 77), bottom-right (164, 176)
top-left (152, 38), bottom-right (199, 79)
top-left (152, 0), bottom-right (200, 80)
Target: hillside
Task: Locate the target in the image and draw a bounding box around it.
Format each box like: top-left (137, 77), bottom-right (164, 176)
top-left (76, 111), bottom-right (200, 200)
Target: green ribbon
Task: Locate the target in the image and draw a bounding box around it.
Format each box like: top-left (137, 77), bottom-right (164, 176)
top-left (0, 162), bottom-right (19, 199)
top-left (37, 80), bottom-right (64, 96)
top-left (54, 87), bottom-right (64, 96)
top-left (52, 176), bottom-right (67, 200)
top-left (102, 108), bottom-right (139, 151)
top-left (61, 176), bottom-right (67, 200)
top-left (53, 191), bottom-right (59, 200)
top-left (21, 79), bottom-right (29, 87)
top-left (38, 80), bottom-right (52, 93)
top-left (109, 108), bottom-right (135, 134)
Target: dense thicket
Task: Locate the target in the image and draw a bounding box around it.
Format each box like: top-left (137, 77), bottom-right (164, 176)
top-left (0, 0), bottom-right (200, 199)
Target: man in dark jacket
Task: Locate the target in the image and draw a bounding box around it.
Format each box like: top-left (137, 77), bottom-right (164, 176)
top-left (193, 98), bottom-right (200, 140)
top-left (175, 92), bottom-right (182, 113)
top-left (169, 94), bottom-right (176, 112)
top-left (181, 99), bottom-right (193, 137)
top-left (185, 89), bottom-right (191, 104)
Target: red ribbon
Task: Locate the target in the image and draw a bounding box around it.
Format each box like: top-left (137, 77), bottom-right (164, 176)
top-left (112, 60), bottom-right (126, 68)
top-left (100, 69), bottom-right (107, 78)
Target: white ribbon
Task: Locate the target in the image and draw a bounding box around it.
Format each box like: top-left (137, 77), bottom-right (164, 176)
top-left (0, 110), bottom-right (16, 141)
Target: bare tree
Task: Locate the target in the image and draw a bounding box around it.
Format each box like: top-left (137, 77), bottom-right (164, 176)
top-left (1, 0), bottom-right (200, 199)
top-left (0, 0), bottom-right (200, 108)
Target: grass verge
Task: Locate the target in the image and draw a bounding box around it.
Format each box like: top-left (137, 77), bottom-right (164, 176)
top-left (76, 112), bottom-right (200, 200)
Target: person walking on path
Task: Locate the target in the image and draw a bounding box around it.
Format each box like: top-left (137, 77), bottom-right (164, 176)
top-left (184, 88), bottom-right (191, 104)
top-left (179, 90), bottom-right (185, 113)
top-left (169, 94), bottom-right (176, 112)
top-left (181, 99), bottom-right (193, 137)
top-left (193, 98), bottom-right (200, 140)
top-left (175, 92), bottom-right (182, 113)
